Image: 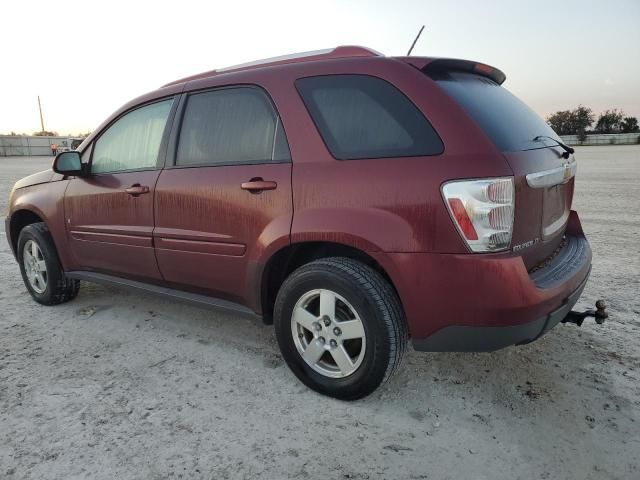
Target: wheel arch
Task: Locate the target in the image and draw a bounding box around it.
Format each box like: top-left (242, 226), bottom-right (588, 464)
top-left (259, 241), bottom-right (401, 325)
top-left (8, 208), bottom-right (47, 257)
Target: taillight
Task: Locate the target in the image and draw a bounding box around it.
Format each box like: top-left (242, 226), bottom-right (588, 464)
top-left (442, 177), bottom-right (514, 252)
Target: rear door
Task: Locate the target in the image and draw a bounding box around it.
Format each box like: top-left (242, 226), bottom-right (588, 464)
top-left (153, 86), bottom-right (292, 305)
top-left (430, 69), bottom-right (575, 267)
top-left (64, 98), bottom-right (175, 281)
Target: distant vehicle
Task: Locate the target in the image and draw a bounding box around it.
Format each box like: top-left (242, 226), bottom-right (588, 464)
top-left (5, 46), bottom-right (594, 399)
top-left (70, 138), bottom-right (83, 150)
top-left (56, 138), bottom-right (84, 152)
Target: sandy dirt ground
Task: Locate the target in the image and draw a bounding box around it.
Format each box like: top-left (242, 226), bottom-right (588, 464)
top-left (0, 146), bottom-right (638, 479)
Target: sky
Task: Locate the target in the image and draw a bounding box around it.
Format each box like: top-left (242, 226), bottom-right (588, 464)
top-left (1, 0), bottom-right (639, 135)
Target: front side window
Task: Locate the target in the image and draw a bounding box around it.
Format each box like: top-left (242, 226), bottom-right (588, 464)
top-left (176, 87), bottom-right (289, 166)
top-left (91, 99), bottom-right (173, 174)
top-left (296, 75), bottom-right (443, 160)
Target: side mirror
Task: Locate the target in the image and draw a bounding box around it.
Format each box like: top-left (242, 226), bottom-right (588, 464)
top-left (53, 151), bottom-right (85, 176)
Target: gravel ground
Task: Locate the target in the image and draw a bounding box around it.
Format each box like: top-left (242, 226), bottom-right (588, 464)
top-left (1, 146), bottom-right (639, 480)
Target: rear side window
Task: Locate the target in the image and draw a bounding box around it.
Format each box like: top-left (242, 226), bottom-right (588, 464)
top-left (296, 75), bottom-right (443, 160)
top-left (431, 71), bottom-right (561, 152)
top-left (176, 87), bottom-right (289, 166)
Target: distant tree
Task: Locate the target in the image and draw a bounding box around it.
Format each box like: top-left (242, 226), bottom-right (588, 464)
top-left (546, 105), bottom-right (594, 136)
top-left (546, 110), bottom-right (572, 135)
top-left (33, 130), bottom-right (58, 136)
top-left (571, 105), bottom-right (594, 140)
top-left (621, 116), bottom-right (639, 133)
top-left (595, 109), bottom-right (625, 133)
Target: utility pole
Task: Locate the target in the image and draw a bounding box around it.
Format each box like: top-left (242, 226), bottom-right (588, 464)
top-left (37, 95), bottom-right (45, 133)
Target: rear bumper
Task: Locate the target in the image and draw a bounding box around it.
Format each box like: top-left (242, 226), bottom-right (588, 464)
top-left (412, 266), bottom-right (589, 351)
top-left (371, 210), bottom-right (592, 352)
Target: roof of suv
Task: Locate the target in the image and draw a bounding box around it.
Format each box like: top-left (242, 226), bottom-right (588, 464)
top-left (77, 46), bottom-right (506, 155)
top-left (162, 46), bottom-right (382, 87)
top-left (161, 46), bottom-right (506, 88)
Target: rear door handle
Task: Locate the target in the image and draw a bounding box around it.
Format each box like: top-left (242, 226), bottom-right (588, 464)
top-left (125, 184), bottom-right (150, 196)
top-left (241, 179), bottom-right (277, 193)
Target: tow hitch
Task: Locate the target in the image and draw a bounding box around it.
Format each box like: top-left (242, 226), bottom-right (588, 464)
top-left (562, 300), bottom-right (608, 326)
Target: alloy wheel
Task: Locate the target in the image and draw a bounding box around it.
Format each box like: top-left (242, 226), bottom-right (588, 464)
top-left (23, 239), bottom-right (48, 294)
top-left (291, 289), bottom-right (366, 378)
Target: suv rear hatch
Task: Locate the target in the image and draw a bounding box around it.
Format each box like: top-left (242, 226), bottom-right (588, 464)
top-left (422, 60), bottom-right (575, 269)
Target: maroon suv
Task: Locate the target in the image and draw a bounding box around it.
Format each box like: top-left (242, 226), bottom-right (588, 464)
top-left (6, 46), bottom-right (592, 399)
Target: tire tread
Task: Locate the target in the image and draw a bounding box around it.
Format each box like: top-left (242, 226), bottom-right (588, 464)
top-left (310, 257), bottom-right (408, 385)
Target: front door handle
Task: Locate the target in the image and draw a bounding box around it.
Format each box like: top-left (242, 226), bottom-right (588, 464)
top-left (125, 184), bottom-right (150, 196)
top-left (241, 179), bottom-right (277, 193)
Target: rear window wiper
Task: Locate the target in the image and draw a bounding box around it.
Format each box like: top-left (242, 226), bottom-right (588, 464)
top-left (533, 135), bottom-right (574, 159)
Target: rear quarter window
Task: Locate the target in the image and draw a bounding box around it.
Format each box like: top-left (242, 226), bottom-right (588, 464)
top-left (296, 75), bottom-right (443, 160)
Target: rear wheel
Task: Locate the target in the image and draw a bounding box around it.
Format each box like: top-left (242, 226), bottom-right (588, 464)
top-left (274, 257), bottom-right (407, 400)
top-left (17, 222), bottom-right (79, 305)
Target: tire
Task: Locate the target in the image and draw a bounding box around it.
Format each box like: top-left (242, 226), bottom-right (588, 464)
top-left (274, 257), bottom-right (407, 400)
top-left (17, 222), bottom-right (80, 305)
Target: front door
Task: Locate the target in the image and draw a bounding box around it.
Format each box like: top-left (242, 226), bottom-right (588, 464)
top-left (153, 86), bottom-right (292, 305)
top-left (64, 98), bottom-right (175, 282)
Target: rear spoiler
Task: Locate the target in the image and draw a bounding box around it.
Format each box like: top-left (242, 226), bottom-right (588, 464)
top-left (421, 58), bottom-right (506, 85)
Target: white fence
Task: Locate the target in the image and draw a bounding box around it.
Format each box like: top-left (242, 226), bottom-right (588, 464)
top-left (560, 133), bottom-right (640, 146)
top-left (0, 136), bottom-right (80, 156)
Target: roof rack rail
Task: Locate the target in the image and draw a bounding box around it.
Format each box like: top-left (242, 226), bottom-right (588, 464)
top-left (162, 46), bottom-right (382, 87)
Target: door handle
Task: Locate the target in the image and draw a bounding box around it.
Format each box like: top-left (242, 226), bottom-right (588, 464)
top-left (241, 179), bottom-right (277, 193)
top-left (125, 184), bottom-right (150, 196)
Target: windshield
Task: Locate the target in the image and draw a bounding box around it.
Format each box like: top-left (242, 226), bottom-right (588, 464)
top-left (431, 71), bottom-right (561, 152)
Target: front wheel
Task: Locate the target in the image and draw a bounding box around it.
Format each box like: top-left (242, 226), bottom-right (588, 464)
top-left (17, 222), bottom-right (80, 305)
top-left (274, 257), bottom-right (407, 400)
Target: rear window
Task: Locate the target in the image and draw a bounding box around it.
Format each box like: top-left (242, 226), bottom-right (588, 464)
top-left (296, 75), bottom-right (443, 160)
top-left (431, 71), bottom-right (560, 152)
top-left (176, 87), bottom-right (290, 167)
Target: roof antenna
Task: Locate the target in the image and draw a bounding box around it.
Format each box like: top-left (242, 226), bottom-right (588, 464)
top-left (407, 25), bottom-right (425, 56)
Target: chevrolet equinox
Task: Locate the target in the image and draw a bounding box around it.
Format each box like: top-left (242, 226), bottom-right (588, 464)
top-left (6, 46), bottom-right (592, 399)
